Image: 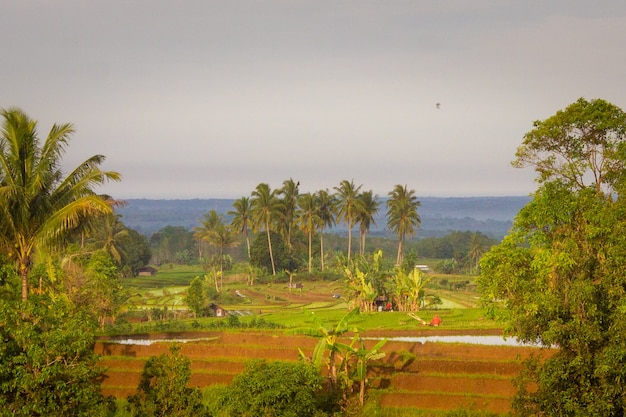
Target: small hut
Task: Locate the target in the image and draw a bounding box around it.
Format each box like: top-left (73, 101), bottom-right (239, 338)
top-left (209, 303), bottom-right (227, 317)
top-left (136, 266), bottom-right (157, 277)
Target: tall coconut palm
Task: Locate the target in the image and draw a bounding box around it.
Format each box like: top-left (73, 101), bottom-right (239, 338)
top-left (193, 210), bottom-right (221, 260)
top-left (334, 180), bottom-right (363, 262)
top-left (0, 108), bottom-right (121, 302)
top-left (228, 197), bottom-right (253, 260)
top-left (315, 189), bottom-right (336, 272)
top-left (296, 192), bottom-right (318, 273)
top-left (250, 183), bottom-right (283, 275)
top-left (355, 190), bottom-right (379, 255)
top-left (386, 184), bottom-right (421, 266)
top-left (279, 178), bottom-right (299, 254)
top-left (193, 210), bottom-right (238, 290)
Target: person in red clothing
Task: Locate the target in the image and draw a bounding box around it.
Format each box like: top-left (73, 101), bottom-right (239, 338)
top-left (429, 314), bottom-right (442, 327)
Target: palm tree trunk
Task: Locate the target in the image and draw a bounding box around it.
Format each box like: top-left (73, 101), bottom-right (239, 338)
top-left (266, 225), bottom-right (276, 275)
top-left (244, 230), bottom-right (251, 259)
top-left (20, 255), bottom-right (30, 302)
top-left (360, 231), bottom-right (367, 255)
top-left (21, 268), bottom-right (28, 302)
top-left (396, 238), bottom-right (404, 266)
top-left (308, 230), bottom-right (313, 273)
top-left (320, 231), bottom-right (325, 272)
top-left (347, 219), bottom-right (353, 262)
top-left (219, 245), bottom-right (224, 291)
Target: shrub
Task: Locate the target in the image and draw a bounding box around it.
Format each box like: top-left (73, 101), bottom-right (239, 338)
top-left (214, 360), bottom-right (331, 417)
top-left (127, 345), bottom-right (207, 417)
top-left (0, 297), bottom-right (114, 416)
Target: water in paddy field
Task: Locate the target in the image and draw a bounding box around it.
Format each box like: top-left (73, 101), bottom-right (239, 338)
top-left (371, 335), bottom-right (541, 347)
top-left (101, 335), bottom-right (542, 347)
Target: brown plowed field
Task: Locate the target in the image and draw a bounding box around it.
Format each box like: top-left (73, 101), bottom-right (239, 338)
top-left (97, 330), bottom-right (553, 414)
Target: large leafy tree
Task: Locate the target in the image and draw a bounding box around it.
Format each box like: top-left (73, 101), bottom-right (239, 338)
top-left (513, 97), bottom-right (626, 194)
top-left (479, 98), bottom-right (626, 416)
top-left (249, 231), bottom-right (294, 274)
top-left (116, 228), bottom-right (152, 276)
top-left (386, 184), bottom-right (421, 266)
top-left (250, 183), bottom-right (283, 275)
top-left (0, 108), bottom-right (121, 302)
top-left (334, 180), bottom-right (363, 262)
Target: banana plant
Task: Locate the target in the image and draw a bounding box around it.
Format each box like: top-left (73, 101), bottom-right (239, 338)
top-left (348, 336), bottom-right (387, 406)
top-left (296, 307), bottom-right (362, 387)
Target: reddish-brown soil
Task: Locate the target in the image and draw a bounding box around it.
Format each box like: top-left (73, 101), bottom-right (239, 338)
top-left (96, 329), bottom-right (552, 414)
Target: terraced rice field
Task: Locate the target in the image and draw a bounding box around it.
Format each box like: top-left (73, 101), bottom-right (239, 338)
top-left (96, 329), bottom-right (552, 414)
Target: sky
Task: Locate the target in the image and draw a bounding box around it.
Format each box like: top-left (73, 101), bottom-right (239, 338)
top-left (2, 1), bottom-right (626, 199)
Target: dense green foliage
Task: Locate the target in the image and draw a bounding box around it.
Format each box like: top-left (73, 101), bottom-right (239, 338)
top-left (215, 360), bottom-right (328, 417)
top-left (479, 98), bottom-right (626, 416)
top-left (149, 226), bottom-right (196, 265)
top-left (82, 214), bottom-right (152, 276)
top-left (0, 297), bottom-right (113, 416)
top-left (185, 276), bottom-right (208, 316)
top-left (415, 232), bottom-right (495, 273)
top-left (250, 231), bottom-right (298, 273)
top-left (127, 345), bottom-right (207, 417)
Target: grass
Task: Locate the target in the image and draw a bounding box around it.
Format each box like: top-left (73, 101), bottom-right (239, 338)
top-left (110, 263), bottom-right (504, 335)
top-left (124, 265), bottom-right (205, 289)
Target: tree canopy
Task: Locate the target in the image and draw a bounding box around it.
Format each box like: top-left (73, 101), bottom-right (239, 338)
top-left (479, 98), bottom-right (626, 416)
top-left (0, 108), bottom-right (121, 301)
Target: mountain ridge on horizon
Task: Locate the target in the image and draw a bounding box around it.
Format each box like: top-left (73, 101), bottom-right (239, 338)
top-left (115, 195), bottom-right (531, 239)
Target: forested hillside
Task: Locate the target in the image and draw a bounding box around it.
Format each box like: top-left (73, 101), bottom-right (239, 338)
top-left (115, 196), bottom-right (530, 239)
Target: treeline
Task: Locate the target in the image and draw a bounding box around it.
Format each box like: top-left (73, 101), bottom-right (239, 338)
top-left (145, 224), bottom-right (496, 276)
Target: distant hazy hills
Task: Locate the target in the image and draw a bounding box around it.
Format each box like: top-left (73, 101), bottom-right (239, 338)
top-left (115, 196), bottom-right (531, 239)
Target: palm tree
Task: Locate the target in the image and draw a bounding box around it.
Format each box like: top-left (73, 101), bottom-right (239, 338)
top-left (279, 178), bottom-right (299, 254)
top-left (386, 184), bottom-right (421, 266)
top-left (228, 197), bottom-right (253, 260)
top-left (90, 214), bottom-right (129, 264)
top-left (193, 210), bottom-right (221, 260)
top-left (315, 189), bottom-right (336, 272)
top-left (355, 190), bottom-right (379, 255)
top-left (193, 210), bottom-right (238, 290)
top-left (468, 233), bottom-right (487, 273)
top-left (0, 108), bottom-right (121, 302)
top-left (296, 192), bottom-right (317, 273)
top-left (210, 223), bottom-right (239, 289)
top-left (334, 180), bottom-right (363, 262)
top-left (250, 183), bottom-right (283, 275)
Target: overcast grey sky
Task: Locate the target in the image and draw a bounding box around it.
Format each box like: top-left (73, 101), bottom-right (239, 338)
top-left (2, 1), bottom-right (625, 199)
